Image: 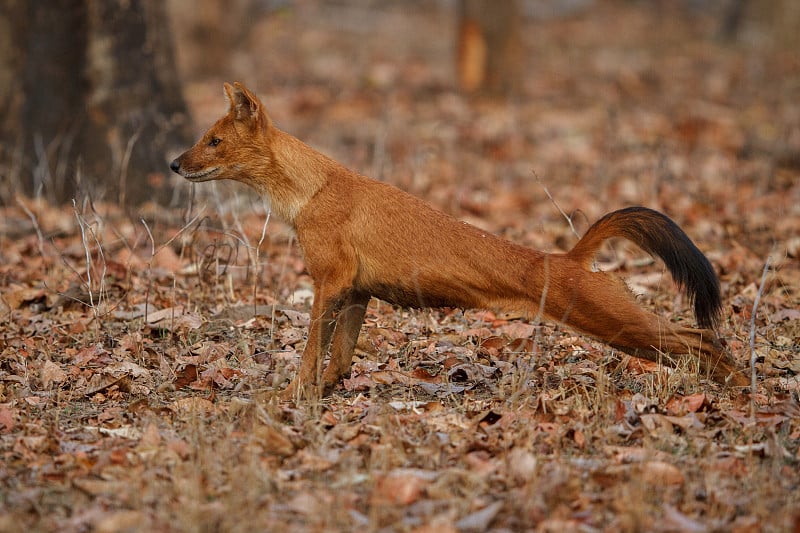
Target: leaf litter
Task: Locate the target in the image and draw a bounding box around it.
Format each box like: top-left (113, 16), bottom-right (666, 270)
top-left (2, 2), bottom-right (800, 531)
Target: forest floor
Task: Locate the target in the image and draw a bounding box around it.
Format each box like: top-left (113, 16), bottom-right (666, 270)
top-left (1, 2), bottom-right (799, 531)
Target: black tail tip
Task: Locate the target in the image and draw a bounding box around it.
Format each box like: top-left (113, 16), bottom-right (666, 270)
top-left (695, 279), bottom-right (722, 330)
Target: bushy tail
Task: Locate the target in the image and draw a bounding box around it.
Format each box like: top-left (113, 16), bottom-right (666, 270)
top-left (567, 207), bottom-right (721, 329)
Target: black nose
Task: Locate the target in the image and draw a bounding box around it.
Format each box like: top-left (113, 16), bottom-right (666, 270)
top-left (169, 159), bottom-right (180, 173)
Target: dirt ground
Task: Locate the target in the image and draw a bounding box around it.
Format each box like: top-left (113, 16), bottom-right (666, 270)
top-left (1, 1), bottom-right (799, 531)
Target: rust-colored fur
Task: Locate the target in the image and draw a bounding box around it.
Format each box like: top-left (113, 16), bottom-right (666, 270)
top-left (170, 82), bottom-right (747, 400)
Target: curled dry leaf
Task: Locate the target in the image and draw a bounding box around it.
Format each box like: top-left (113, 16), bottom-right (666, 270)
top-left (103, 361), bottom-right (151, 378)
top-left (479, 336), bottom-right (508, 356)
top-left (281, 308), bottom-right (310, 326)
top-left (3, 287), bottom-right (46, 310)
top-left (665, 393), bottom-right (707, 416)
top-left (144, 306), bottom-right (185, 324)
top-left (277, 327), bottom-right (305, 347)
top-left (146, 307), bottom-right (202, 331)
top-left (342, 373), bottom-right (374, 392)
top-left (168, 397), bottom-right (217, 418)
top-left (641, 413), bottom-right (705, 434)
top-left (498, 322), bottom-right (537, 339)
top-left (40, 360), bottom-right (67, 389)
top-left (173, 364), bottom-right (198, 389)
top-left (461, 326), bottom-right (493, 338)
top-left (367, 327), bottom-right (408, 345)
top-left (409, 367), bottom-right (441, 383)
top-left (86, 374), bottom-right (130, 397)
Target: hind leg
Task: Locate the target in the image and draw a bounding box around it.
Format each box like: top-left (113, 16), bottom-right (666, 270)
top-left (608, 323), bottom-right (746, 385)
top-left (547, 270), bottom-right (745, 384)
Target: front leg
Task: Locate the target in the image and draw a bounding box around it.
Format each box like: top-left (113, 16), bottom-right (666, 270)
top-left (281, 285), bottom-right (343, 402)
top-left (321, 291), bottom-right (370, 394)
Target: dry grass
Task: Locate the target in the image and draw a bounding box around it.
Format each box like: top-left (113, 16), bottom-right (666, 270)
top-left (1, 189), bottom-right (797, 531)
top-left (2, 1), bottom-right (800, 531)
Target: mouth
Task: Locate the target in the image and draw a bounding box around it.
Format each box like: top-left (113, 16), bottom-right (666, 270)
top-left (182, 167), bottom-right (221, 182)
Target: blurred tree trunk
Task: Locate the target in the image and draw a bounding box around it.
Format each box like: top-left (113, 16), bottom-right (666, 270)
top-left (456, 0), bottom-right (523, 97)
top-left (0, 0), bottom-right (192, 206)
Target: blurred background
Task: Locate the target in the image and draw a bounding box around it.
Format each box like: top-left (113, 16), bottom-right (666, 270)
top-left (0, 0), bottom-right (798, 233)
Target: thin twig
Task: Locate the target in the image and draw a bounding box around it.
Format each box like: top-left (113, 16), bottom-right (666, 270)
top-left (73, 199), bottom-right (96, 311)
top-left (86, 212), bottom-right (108, 313)
top-left (532, 169), bottom-right (580, 239)
top-left (255, 198), bottom-right (272, 317)
top-left (32, 134), bottom-right (52, 200)
top-left (16, 197), bottom-right (46, 257)
top-left (141, 209), bottom-right (205, 257)
top-left (118, 127), bottom-right (143, 206)
top-left (749, 254), bottom-right (771, 415)
top-left (271, 234), bottom-right (294, 344)
top-left (140, 210), bottom-right (204, 324)
top-left (141, 218), bottom-right (156, 258)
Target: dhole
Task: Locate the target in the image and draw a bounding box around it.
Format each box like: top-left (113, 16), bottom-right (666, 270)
top-left (170, 82), bottom-right (747, 400)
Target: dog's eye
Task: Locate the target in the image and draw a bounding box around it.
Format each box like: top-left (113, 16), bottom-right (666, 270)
top-left (208, 137), bottom-right (222, 147)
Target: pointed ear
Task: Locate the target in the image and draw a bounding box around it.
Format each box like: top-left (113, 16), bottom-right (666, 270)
top-left (223, 82), bottom-right (237, 109)
top-left (223, 82), bottom-right (272, 131)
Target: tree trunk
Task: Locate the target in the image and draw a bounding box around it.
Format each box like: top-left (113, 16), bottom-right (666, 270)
top-left (0, 0), bottom-right (193, 206)
top-left (456, 0), bottom-right (523, 97)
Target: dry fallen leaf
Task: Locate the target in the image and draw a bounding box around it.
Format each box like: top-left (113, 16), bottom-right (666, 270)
top-left (639, 461), bottom-right (685, 486)
top-left (253, 423), bottom-right (296, 457)
top-left (0, 406), bottom-right (16, 433)
top-left (3, 287), bottom-right (46, 310)
top-left (146, 307), bottom-right (203, 331)
top-left (498, 322), bottom-right (537, 339)
top-left (168, 397), bottom-right (217, 418)
top-left (40, 360), bottom-right (67, 389)
top-left (665, 393), bottom-right (707, 416)
top-left (1, 6), bottom-right (798, 531)
top-left (370, 470), bottom-right (430, 506)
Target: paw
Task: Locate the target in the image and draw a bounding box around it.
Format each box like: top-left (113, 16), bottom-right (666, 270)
top-left (280, 378), bottom-right (323, 403)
